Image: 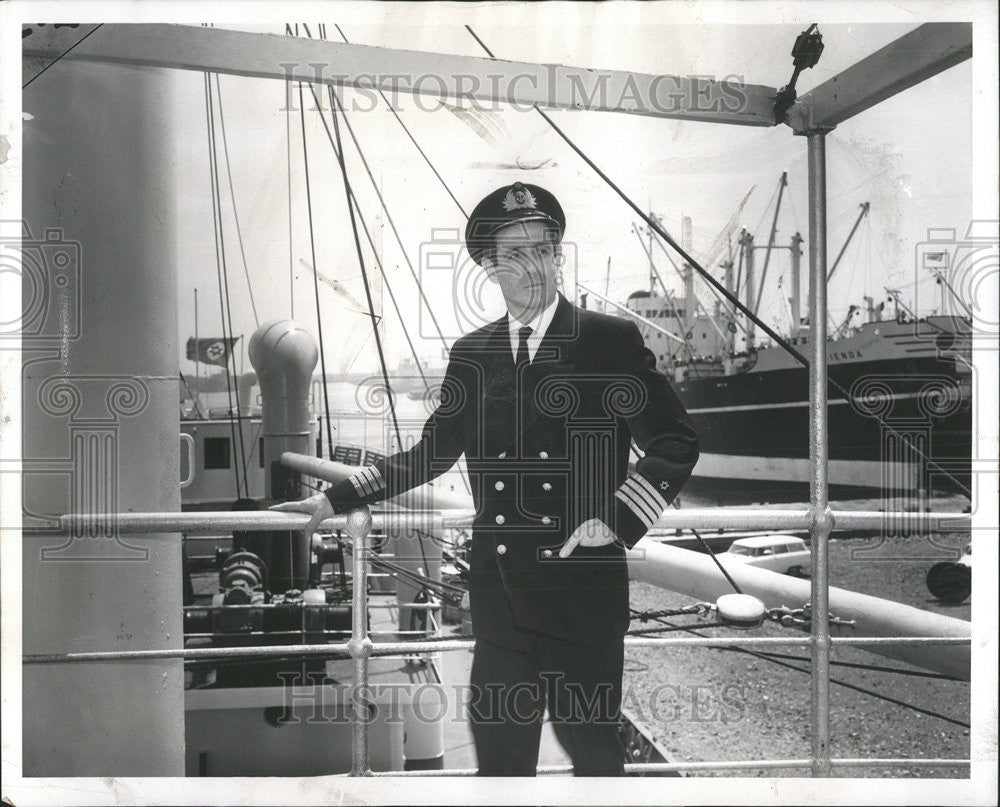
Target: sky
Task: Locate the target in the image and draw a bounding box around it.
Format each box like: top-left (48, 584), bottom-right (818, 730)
top-left (160, 11), bottom-right (975, 378)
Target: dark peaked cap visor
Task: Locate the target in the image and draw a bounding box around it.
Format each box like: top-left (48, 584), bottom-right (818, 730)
top-left (465, 182), bottom-right (566, 265)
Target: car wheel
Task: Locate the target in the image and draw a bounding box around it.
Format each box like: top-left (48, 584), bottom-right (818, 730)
top-left (926, 562), bottom-right (971, 604)
top-left (786, 565), bottom-right (804, 577)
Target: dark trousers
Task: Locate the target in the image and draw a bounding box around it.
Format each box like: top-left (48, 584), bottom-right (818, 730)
top-left (469, 633), bottom-right (625, 776)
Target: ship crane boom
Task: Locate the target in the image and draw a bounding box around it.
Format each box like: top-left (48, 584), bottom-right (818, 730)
top-left (827, 202), bottom-right (870, 283)
top-left (753, 172), bottom-right (789, 315)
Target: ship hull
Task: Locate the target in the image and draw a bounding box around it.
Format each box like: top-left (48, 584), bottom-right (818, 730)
top-left (670, 318), bottom-right (972, 499)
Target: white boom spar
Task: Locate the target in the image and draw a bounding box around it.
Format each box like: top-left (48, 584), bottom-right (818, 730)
top-left (626, 539), bottom-right (970, 680)
top-left (22, 24), bottom-right (776, 126)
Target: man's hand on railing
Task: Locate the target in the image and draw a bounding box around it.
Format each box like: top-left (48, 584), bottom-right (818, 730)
top-left (269, 493), bottom-right (334, 537)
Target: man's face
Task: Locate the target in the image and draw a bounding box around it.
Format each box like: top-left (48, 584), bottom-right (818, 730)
top-left (483, 220), bottom-right (561, 322)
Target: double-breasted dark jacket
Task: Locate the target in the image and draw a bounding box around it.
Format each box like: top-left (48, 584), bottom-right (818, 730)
top-left (326, 294), bottom-right (699, 648)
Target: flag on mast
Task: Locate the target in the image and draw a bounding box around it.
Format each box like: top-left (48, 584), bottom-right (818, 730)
top-left (186, 336), bottom-right (240, 367)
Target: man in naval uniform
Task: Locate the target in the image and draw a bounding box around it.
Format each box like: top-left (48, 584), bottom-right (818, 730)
top-left (272, 182), bottom-right (699, 776)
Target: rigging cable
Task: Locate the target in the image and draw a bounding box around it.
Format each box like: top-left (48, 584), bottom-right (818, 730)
top-left (630, 604), bottom-right (708, 621)
top-left (689, 529), bottom-right (743, 594)
top-left (212, 72), bottom-right (263, 492)
top-left (334, 25), bottom-right (469, 220)
top-left (295, 81), bottom-right (337, 460)
top-left (333, 18), bottom-right (478, 470)
top-left (178, 371), bottom-right (206, 419)
top-left (285, 34), bottom-right (296, 318)
top-left (647, 228), bottom-right (730, 338)
top-left (326, 85), bottom-right (405, 452)
top-left (204, 71), bottom-right (248, 499)
top-left (310, 52), bottom-right (453, 354)
top-left (213, 74), bottom-right (260, 328)
top-left (628, 623), bottom-right (724, 634)
top-left (629, 226), bottom-right (695, 363)
top-left (930, 267), bottom-right (973, 319)
top-left (295, 25), bottom-right (414, 459)
top-left (734, 231), bottom-right (746, 305)
top-left (303, 82), bottom-right (431, 392)
top-left (209, 77), bottom-right (251, 497)
top-left (325, 94), bottom-right (451, 358)
top-left (839, 216), bottom-right (865, 318)
top-left (751, 175), bottom-right (782, 245)
top-left (359, 550), bottom-right (466, 603)
top-left (464, 25), bottom-right (971, 499)
top-left (754, 172), bottom-right (788, 315)
top-left (634, 612), bottom-right (969, 728)
top-left (648, 233), bottom-right (734, 345)
top-left (412, 527), bottom-right (464, 552)
top-left (22, 24), bottom-right (105, 89)
top-left (732, 650), bottom-right (960, 681)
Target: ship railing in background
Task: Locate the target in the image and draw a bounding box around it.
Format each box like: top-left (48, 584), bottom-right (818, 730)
top-left (36, 506), bottom-right (972, 777)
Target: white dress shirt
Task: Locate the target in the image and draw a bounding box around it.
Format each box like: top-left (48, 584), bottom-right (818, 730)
top-left (507, 293), bottom-right (560, 364)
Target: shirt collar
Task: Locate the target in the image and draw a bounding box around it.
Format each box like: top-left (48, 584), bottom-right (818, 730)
top-left (508, 293), bottom-right (561, 341)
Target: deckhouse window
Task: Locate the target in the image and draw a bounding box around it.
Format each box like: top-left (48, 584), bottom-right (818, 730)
top-left (204, 437), bottom-right (231, 470)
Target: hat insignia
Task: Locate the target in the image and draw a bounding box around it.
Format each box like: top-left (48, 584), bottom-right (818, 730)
top-left (501, 183), bottom-right (537, 212)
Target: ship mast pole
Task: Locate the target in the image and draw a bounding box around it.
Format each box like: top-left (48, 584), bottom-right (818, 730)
top-left (790, 232), bottom-right (803, 333)
top-left (806, 129), bottom-right (833, 779)
top-left (722, 258), bottom-right (735, 355)
top-left (194, 287), bottom-right (200, 411)
top-left (681, 216), bottom-right (694, 331)
top-left (604, 256), bottom-right (612, 313)
top-left (754, 171), bottom-right (788, 314)
top-left (827, 202), bottom-right (869, 282)
top-left (740, 231), bottom-right (756, 349)
top-left (646, 207), bottom-right (655, 293)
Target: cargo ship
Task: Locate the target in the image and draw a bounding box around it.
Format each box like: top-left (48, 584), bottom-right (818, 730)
top-left (621, 271), bottom-right (972, 500)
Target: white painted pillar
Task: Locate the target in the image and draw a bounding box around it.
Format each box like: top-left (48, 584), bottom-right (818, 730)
top-left (21, 57), bottom-right (184, 775)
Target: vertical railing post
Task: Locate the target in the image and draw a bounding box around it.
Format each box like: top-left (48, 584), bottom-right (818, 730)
top-left (807, 130), bottom-right (834, 778)
top-left (346, 506), bottom-right (374, 776)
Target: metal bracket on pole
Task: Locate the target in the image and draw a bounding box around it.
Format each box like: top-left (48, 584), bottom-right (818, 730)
top-left (774, 24), bottom-right (825, 122)
top-left (785, 23), bottom-right (972, 135)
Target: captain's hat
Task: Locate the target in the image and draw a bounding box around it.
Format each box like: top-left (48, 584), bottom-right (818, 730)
top-left (465, 182), bottom-right (566, 265)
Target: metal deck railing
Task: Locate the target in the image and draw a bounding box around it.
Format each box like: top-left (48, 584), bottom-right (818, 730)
top-left (29, 503), bottom-right (972, 776)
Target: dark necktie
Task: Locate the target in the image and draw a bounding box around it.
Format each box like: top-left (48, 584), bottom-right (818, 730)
top-left (515, 325), bottom-right (533, 369)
